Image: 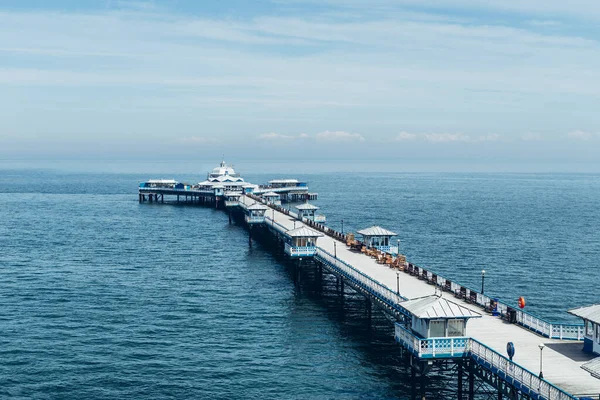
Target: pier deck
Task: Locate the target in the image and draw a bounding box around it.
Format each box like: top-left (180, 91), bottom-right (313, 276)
top-left (240, 195), bottom-right (600, 397)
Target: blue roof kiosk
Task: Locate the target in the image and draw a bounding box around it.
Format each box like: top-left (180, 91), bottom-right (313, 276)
top-left (357, 226), bottom-right (398, 254)
top-left (224, 191), bottom-right (241, 208)
top-left (569, 304), bottom-right (600, 355)
top-left (284, 226), bottom-right (323, 257)
top-left (262, 191), bottom-right (281, 206)
top-left (395, 295), bottom-right (481, 359)
top-left (245, 203), bottom-right (268, 224)
top-left (295, 202), bottom-right (326, 223)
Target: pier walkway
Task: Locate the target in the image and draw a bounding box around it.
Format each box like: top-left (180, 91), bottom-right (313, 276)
top-left (237, 195), bottom-right (600, 399)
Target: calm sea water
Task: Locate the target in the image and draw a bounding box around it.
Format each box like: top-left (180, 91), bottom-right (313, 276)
top-left (1, 161), bottom-right (599, 399)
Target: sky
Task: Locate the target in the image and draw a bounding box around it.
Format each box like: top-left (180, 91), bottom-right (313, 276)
top-left (1, 0), bottom-right (600, 169)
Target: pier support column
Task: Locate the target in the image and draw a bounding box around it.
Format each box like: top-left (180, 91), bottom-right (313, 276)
top-left (149, 194), bottom-right (153, 203)
top-left (228, 212), bottom-right (232, 224)
top-left (411, 362), bottom-right (417, 400)
top-left (420, 369), bottom-right (427, 400)
top-left (248, 228), bottom-right (253, 248)
top-left (468, 359), bottom-right (474, 400)
top-left (366, 298), bottom-right (372, 326)
top-left (458, 360), bottom-right (463, 400)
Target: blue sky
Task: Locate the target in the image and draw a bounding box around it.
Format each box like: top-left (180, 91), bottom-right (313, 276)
top-left (1, 0), bottom-right (600, 168)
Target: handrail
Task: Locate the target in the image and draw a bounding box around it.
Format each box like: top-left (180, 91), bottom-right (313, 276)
top-left (394, 324), bottom-right (577, 400)
top-left (315, 248), bottom-right (407, 314)
top-left (468, 339), bottom-right (576, 400)
top-left (265, 216), bottom-right (289, 234)
top-left (403, 262), bottom-right (583, 340)
top-left (394, 324), bottom-right (469, 358)
top-left (251, 194), bottom-right (584, 341)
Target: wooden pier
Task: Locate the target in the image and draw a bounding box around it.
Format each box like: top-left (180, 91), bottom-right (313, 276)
top-left (139, 177), bottom-right (600, 400)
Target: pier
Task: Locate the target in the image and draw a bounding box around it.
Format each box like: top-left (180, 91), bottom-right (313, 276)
top-left (139, 164), bottom-right (600, 400)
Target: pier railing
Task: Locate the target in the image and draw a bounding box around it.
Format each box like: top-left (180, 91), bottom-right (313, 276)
top-left (284, 243), bottom-right (317, 257)
top-left (468, 339), bottom-right (576, 400)
top-left (248, 194), bottom-right (585, 341)
top-left (316, 248), bottom-right (408, 314)
top-left (394, 324), bottom-right (576, 400)
top-left (403, 263), bottom-right (584, 341)
top-left (265, 216), bottom-right (291, 235)
top-left (245, 215), bottom-right (265, 224)
top-left (394, 324), bottom-right (469, 358)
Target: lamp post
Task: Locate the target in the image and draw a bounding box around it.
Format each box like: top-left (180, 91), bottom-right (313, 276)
top-left (539, 343), bottom-right (545, 378)
top-left (481, 269), bottom-right (486, 294)
top-left (397, 239), bottom-right (400, 256)
top-left (334, 242), bottom-right (337, 259)
top-left (341, 219), bottom-right (344, 235)
top-left (396, 271), bottom-right (400, 295)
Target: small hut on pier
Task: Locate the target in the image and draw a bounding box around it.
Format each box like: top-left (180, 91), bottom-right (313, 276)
top-left (401, 295), bottom-right (481, 338)
top-left (295, 202), bottom-right (326, 222)
top-left (224, 191), bottom-right (241, 208)
top-left (262, 191), bottom-right (281, 206)
top-left (284, 226), bottom-right (323, 257)
top-left (569, 304), bottom-right (600, 355)
top-left (245, 203), bottom-right (268, 224)
top-left (356, 226), bottom-right (397, 254)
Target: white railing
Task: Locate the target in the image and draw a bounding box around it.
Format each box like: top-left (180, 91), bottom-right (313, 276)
top-left (468, 340), bottom-right (576, 400)
top-left (284, 243), bottom-right (317, 257)
top-left (551, 324), bottom-right (584, 340)
top-left (139, 187), bottom-right (214, 194)
top-left (225, 201), bottom-right (239, 207)
top-left (315, 248), bottom-right (406, 311)
top-left (245, 215), bottom-right (265, 224)
top-left (314, 215), bottom-right (326, 223)
top-left (405, 264), bottom-right (584, 341)
top-left (265, 217), bottom-right (290, 235)
top-left (253, 195), bottom-right (584, 342)
top-left (394, 324), bottom-right (468, 358)
top-left (394, 324), bottom-right (576, 399)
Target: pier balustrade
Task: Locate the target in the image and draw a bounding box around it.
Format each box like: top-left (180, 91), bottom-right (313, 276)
top-left (469, 340), bottom-right (576, 400)
top-left (284, 243), bottom-right (317, 257)
top-left (245, 215), bottom-right (265, 224)
top-left (394, 324), bottom-right (469, 358)
top-left (247, 194), bottom-right (585, 341)
top-left (315, 248), bottom-right (407, 314)
top-left (402, 263), bottom-right (584, 341)
top-left (394, 324), bottom-right (576, 400)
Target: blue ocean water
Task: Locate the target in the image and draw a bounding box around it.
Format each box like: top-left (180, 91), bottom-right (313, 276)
top-left (1, 161), bottom-right (599, 399)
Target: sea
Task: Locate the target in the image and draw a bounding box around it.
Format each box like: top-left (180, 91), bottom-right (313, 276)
top-left (1, 160), bottom-right (599, 399)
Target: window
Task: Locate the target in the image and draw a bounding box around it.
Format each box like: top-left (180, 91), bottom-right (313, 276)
top-left (586, 321), bottom-right (594, 337)
top-left (429, 320), bottom-right (445, 337)
top-left (448, 319), bottom-right (464, 337)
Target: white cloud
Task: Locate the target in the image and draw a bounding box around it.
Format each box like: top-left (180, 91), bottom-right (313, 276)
top-left (522, 132), bottom-right (543, 141)
top-left (567, 130), bottom-right (594, 140)
top-left (476, 133), bottom-right (500, 142)
top-left (424, 133), bottom-right (470, 142)
top-left (259, 132), bottom-right (312, 140)
top-left (259, 132), bottom-right (295, 140)
top-left (316, 130), bottom-right (365, 142)
top-left (395, 131), bottom-right (418, 141)
top-left (1, 4), bottom-right (600, 161)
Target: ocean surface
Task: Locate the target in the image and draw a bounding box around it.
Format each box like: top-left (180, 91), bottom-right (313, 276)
top-left (1, 161), bottom-right (599, 399)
